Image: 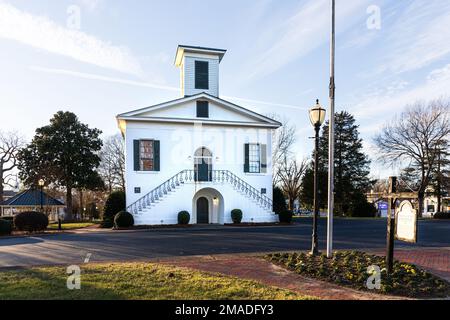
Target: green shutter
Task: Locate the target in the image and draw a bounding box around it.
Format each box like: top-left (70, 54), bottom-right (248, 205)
top-left (134, 140), bottom-right (140, 171)
top-left (153, 140), bottom-right (160, 171)
top-left (244, 143), bottom-right (249, 173)
top-left (261, 144), bottom-right (267, 173)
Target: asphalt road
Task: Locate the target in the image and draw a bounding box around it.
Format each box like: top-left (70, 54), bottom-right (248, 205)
top-left (0, 218), bottom-right (449, 268)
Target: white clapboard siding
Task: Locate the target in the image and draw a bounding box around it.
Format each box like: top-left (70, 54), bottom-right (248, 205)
top-left (183, 56), bottom-right (219, 97)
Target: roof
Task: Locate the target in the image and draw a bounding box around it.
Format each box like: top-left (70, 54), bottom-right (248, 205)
top-left (1, 189), bottom-right (65, 207)
top-left (116, 92), bottom-right (282, 129)
top-left (175, 45), bottom-right (227, 66)
top-left (3, 190), bottom-right (17, 198)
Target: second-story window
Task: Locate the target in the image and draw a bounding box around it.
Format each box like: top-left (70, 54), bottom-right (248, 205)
top-left (196, 101), bottom-right (209, 118)
top-left (195, 60), bottom-right (209, 90)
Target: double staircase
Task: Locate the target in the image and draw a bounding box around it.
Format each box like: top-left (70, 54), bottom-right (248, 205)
top-left (127, 170), bottom-right (273, 219)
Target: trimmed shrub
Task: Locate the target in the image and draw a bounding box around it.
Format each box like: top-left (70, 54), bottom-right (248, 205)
top-left (434, 212), bottom-right (450, 219)
top-left (273, 186), bottom-right (287, 214)
top-left (100, 217), bottom-right (114, 229)
top-left (0, 219), bottom-right (13, 236)
top-left (114, 211), bottom-right (134, 228)
top-left (278, 210), bottom-right (293, 224)
top-left (178, 211), bottom-right (190, 225)
top-left (103, 191), bottom-right (126, 220)
top-left (349, 199), bottom-right (377, 217)
top-left (0, 216), bottom-right (14, 222)
top-left (13, 211), bottom-right (49, 232)
top-left (231, 209), bottom-right (243, 224)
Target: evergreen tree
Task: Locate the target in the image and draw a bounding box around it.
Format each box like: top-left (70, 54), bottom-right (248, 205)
top-left (300, 111), bottom-right (372, 215)
top-left (17, 111), bottom-right (103, 218)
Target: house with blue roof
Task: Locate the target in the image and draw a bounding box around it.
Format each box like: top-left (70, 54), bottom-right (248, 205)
top-left (0, 188), bottom-right (65, 220)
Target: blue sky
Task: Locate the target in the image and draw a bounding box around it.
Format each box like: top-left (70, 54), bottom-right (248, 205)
top-left (1, 0), bottom-right (449, 179)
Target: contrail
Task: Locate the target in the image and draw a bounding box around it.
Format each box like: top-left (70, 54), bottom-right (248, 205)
top-left (30, 66), bottom-right (307, 110)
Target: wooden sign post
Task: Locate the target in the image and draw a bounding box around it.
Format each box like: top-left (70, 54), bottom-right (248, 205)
top-left (385, 176), bottom-right (418, 275)
top-left (386, 177), bottom-right (396, 275)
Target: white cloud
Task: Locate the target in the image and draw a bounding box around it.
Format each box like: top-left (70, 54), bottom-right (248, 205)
top-left (79, 0), bottom-right (103, 12)
top-left (375, 1), bottom-right (450, 75)
top-left (244, 0), bottom-right (372, 81)
top-left (30, 66), bottom-right (308, 111)
top-left (30, 66), bottom-right (178, 91)
top-left (352, 64), bottom-right (450, 121)
top-left (0, 3), bottom-right (142, 75)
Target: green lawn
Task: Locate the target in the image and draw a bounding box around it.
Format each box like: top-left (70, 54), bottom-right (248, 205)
top-left (0, 262), bottom-right (313, 300)
top-left (47, 222), bottom-right (96, 230)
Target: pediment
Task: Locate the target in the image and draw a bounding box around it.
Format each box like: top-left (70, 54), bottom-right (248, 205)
top-left (117, 93), bottom-right (281, 127)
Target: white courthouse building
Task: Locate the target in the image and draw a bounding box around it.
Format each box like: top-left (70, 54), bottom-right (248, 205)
top-left (117, 45), bottom-right (281, 225)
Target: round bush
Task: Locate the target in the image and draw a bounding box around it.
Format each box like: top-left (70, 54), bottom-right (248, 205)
top-left (231, 209), bottom-right (243, 224)
top-left (178, 211), bottom-right (190, 225)
top-left (434, 212), bottom-right (450, 219)
top-left (100, 217), bottom-right (114, 229)
top-left (0, 219), bottom-right (13, 236)
top-left (103, 191), bottom-right (126, 220)
top-left (13, 211), bottom-right (49, 232)
top-left (278, 210), bottom-right (293, 224)
top-left (114, 211), bottom-right (134, 228)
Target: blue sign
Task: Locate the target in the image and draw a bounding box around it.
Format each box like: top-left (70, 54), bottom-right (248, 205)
top-left (378, 202), bottom-right (388, 210)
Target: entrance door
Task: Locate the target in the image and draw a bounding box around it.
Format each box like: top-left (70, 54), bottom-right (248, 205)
top-left (197, 158), bottom-right (209, 182)
top-left (194, 147), bottom-right (212, 182)
top-left (197, 197), bottom-right (209, 224)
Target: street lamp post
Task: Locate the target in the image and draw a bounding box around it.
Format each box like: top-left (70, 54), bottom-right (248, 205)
top-left (309, 99), bottom-right (326, 256)
top-left (38, 179), bottom-right (45, 212)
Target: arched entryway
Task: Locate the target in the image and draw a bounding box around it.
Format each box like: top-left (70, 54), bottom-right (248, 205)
top-left (193, 188), bottom-right (224, 224)
top-left (194, 147), bottom-right (212, 182)
top-left (196, 197), bottom-right (209, 224)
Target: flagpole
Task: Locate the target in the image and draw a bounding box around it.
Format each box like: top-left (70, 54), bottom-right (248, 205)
top-left (327, 0), bottom-right (335, 258)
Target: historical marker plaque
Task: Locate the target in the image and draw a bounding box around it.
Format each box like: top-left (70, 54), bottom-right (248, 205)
top-left (395, 200), bottom-right (417, 243)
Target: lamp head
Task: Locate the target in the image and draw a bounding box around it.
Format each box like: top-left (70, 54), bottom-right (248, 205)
top-left (309, 99), bottom-right (326, 127)
top-left (38, 179), bottom-right (45, 187)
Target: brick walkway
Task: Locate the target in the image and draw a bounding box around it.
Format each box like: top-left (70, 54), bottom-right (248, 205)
top-left (157, 254), bottom-right (406, 300)
top-left (369, 247), bottom-right (450, 282)
top-left (157, 248), bottom-right (449, 300)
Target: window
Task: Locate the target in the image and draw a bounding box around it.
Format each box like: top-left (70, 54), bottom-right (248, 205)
top-left (195, 60), bottom-right (209, 89)
top-left (140, 140), bottom-right (154, 171)
top-left (197, 101), bottom-right (209, 118)
top-left (249, 143), bottom-right (261, 173)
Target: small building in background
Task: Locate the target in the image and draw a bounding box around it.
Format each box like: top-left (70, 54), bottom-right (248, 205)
top-left (0, 188), bottom-right (65, 221)
top-left (2, 190), bottom-right (18, 202)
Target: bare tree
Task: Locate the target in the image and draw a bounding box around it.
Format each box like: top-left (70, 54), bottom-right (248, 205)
top-left (276, 157), bottom-right (307, 210)
top-left (99, 134), bottom-right (125, 193)
top-left (0, 131), bottom-right (24, 202)
top-left (269, 114), bottom-right (297, 184)
top-left (374, 99), bottom-right (450, 216)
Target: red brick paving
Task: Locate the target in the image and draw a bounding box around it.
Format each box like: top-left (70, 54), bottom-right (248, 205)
top-left (157, 254), bottom-right (407, 300)
top-left (156, 248), bottom-right (449, 300)
top-left (369, 247), bottom-right (450, 281)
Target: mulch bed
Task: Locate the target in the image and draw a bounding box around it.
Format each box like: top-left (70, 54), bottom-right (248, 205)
top-left (265, 250), bottom-right (450, 298)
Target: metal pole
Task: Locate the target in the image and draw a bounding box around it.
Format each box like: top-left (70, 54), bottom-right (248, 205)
top-left (386, 176), bottom-right (397, 275)
top-left (40, 185), bottom-right (44, 212)
top-left (311, 124), bottom-right (320, 256)
top-left (327, 0), bottom-right (336, 258)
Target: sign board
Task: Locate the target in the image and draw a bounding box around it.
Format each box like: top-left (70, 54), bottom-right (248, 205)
top-left (395, 200), bottom-right (417, 243)
top-left (378, 202), bottom-right (388, 210)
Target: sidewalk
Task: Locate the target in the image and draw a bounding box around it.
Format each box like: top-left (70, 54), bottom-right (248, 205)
top-left (157, 254), bottom-right (407, 300)
top-left (157, 247), bottom-right (449, 300)
top-left (369, 247), bottom-right (450, 282)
